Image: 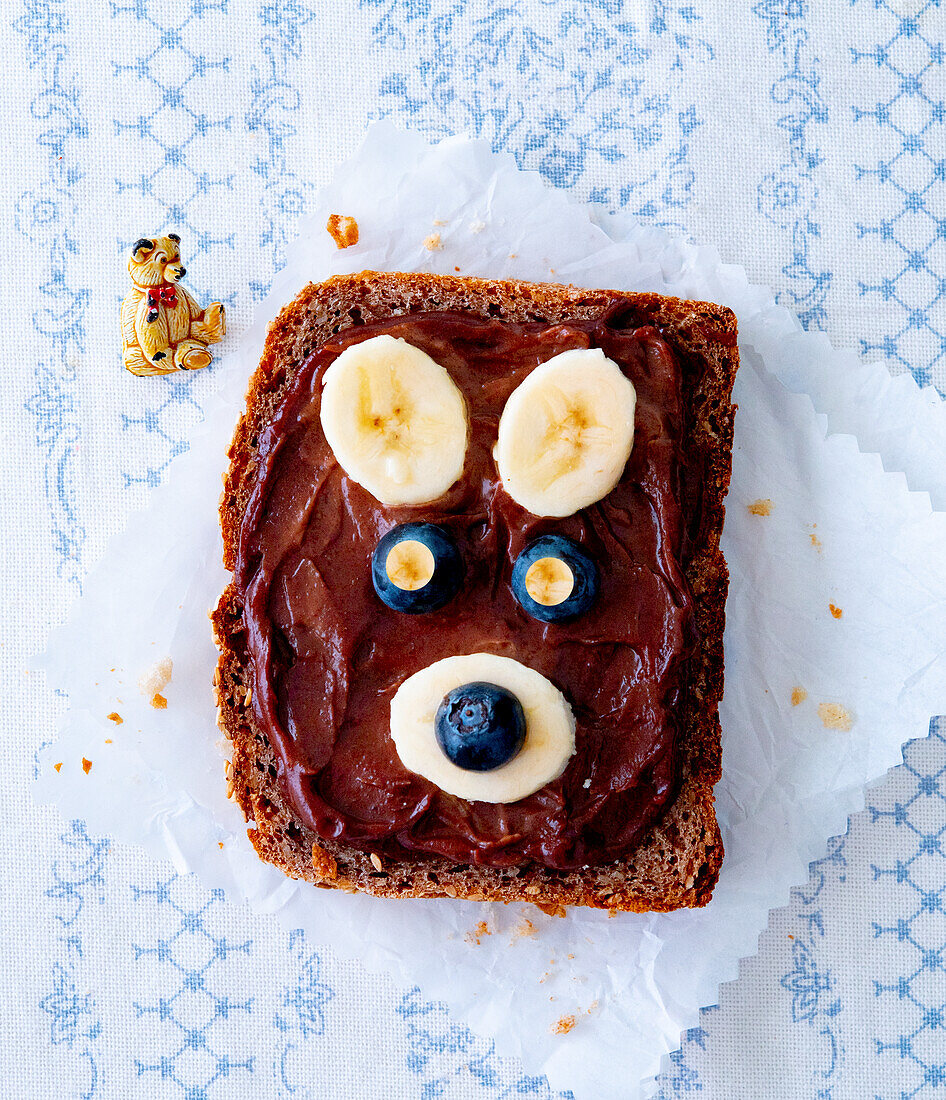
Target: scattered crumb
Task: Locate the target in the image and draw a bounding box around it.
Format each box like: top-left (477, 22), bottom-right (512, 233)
top-left (818, 702), bottom-right (854, 732)
top-left (423, 232), bottom-right (443, 251)
top-left (151, 693), bottom-right (167, 710)
top-left (454, 265), bottom-right (460, 272)
top-left (218, 842), bottom-right (224, 850)
top-left (310, 843), bottom-right (338, 879)
top-left (582, 777), bottom-right (592, 788)
top-left (809, 531), bottom-right (823, 552)
top-left (514, 918), bottom-right (536, 938)
top-left (791, 687), bottom-right (808, 707)
top-left (788, 934), bottom-right (794, 940)
top-left (433, 218), bottom-right (448, 226)
top-left (567, 953), bottom-right (575, 960)
top-left (538, 971), bottom-right (551, 984)
top-left (104, 739), bottom-right (112, 745)
top-left (139, 658), bottom-right (172, 698)
top-left (829, 603), bottom-right (843, 619)
top-left (551, 1014), bottom-right (577, 1035)
top-left (54, 762), bottom-right (62, 773)
top-left (326, 213), bottom-right (359, 249)
top-left (508, 253), bottom-right (517, 259)
top-left (369, 852), bottom-right (383, 872)
top-left (586, 1000), bottom-right (599, 1014)
top-left (81, 758), bottom-right (92, 774)
top-left (469, 220), bottom-right (486, 233)
top-left (466, 920), bottom-right (491, 945)
top-left (747, 498), bottom-right (773, 516)
top-left (107, 712), bottom-right (123, 725)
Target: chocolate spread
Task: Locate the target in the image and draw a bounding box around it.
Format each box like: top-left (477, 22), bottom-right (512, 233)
top-left (236, 307), bottom-right (697, 870)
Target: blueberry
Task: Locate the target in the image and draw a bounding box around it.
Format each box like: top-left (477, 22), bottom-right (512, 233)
top-left (511, 535), bottom-right (598, 623)
top-left (435, 682), bottom-right (526, 771)
top-left (371, 523), bottom-right (463, 614)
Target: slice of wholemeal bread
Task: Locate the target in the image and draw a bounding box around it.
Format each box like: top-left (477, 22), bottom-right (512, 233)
top-left (213, 271), bottom-right (737, 913)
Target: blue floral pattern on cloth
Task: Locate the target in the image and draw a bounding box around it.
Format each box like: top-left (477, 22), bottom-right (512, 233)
top-left (14, 0), bottom-right (90, 583)
top-left (359, 0), bottom-right (714, 226)
top-left (41, 823), bottom-right (110, 1098)
top-left (752, 0), bottom-right (831, 330)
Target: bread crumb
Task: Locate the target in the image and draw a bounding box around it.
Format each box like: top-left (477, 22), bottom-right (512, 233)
top-left (151, 693), bottom-right (167, 710)
top-left (369, 852), bottom-right (383, 872)
top-left (818, 702), bottom-right (854, 731)
top-left (454, 265), bottom-right (461, 272)
top-left (791, 687), bottom-right (808, 706)
top-left (423, 232), bottom-right (443, 251)
top-left (433, 218), bottom-right (448, 226)
top-left (465, 920), bottom-right (491, 945)
top-left (551, 1014), bottom-right (576, 1035)
top-left (809, 530), bottom-right (823, 552)
top-left (326, 214), bottom-right (359, 249)
top-left (107, 712), bottom-right (123, 725)
top-left (54, 762), bottom-right (62, 773)
top-left (536, 901), bottom-right (566, 918)
top-left (311, 843), bottom-right (338, 879)
top-left (747, 498), bottom-right (773, 516)
top-left (567, 953), bottom-right (575, 960)
top-left (104, 739), bottom-right (112, 745)
top-left (469, 220), bottom-right (486, 233)
top-left (514, 918), bottom-right (536, 938)
top-left (586, 999), bottom-right (599, 1014)
top-left (81, 758), bottom-right (92, 774)
top-left (139, 658), bottom-right (172, 697)
top-left (829, 603), bottom-right (843, 619)
top-left (218, 842), bottom-right (224, 849)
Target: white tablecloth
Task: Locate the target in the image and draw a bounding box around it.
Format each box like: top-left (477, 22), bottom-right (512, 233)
top-left (4, 2), bottom-right (945, 1097)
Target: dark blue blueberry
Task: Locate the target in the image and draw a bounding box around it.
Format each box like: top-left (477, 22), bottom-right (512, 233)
top-left (435, 682), bottom-right (526, 772)
top-left (511, 535), bottom-right (599, 623)
top-left (371, 522), bottom-right (463, 614)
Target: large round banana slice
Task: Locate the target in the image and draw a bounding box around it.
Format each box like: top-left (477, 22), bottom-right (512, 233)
top-left (496, 348), bottom-right (636, 517)
top-left (390, 653), bottom-right (576, 803)
top-left (320, 335), bottom-right (468, 506)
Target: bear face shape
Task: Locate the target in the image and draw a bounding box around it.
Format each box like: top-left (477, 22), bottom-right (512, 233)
top-left (235, 308), bottom-right (695, 872)
top-left (127, 234), bottom-right (186, 287)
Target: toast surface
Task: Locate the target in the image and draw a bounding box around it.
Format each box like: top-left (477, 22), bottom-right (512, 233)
top-left (213, 271), bottom-right (738, 912)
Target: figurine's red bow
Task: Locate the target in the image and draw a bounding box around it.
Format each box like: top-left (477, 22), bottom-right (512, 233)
top-left (147, 284), bottom-right (178, 310)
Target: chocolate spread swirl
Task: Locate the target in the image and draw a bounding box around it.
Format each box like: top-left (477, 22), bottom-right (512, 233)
top-left (236, 308), bottom-right (696, 870)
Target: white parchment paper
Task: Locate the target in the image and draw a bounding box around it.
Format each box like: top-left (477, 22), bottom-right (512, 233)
top-left (35, 126), bottom-right (946, 1098)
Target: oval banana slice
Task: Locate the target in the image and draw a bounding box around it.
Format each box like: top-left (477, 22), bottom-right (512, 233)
top-left (320, 335), bottom-right (468, 506)
top-left (390, 653), bottom-right (576, 803)
top-left (496, 348), bottom-right (636, 517)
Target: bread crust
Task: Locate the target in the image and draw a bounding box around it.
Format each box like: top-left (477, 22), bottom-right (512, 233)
top-left (212, 271), bottom-right (738, 913)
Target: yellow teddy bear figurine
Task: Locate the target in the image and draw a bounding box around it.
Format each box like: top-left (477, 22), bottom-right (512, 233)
top-left (121, 234), bottom-right (226, 376)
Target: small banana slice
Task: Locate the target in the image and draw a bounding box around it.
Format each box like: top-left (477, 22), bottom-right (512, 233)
top-left (496, 348), bottom-right (636, 517)
top-left (320, 335), bottom-right (468, 506)
top-left (390, 653), bottom-right (576, 803)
